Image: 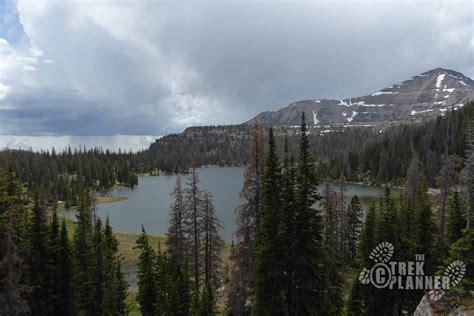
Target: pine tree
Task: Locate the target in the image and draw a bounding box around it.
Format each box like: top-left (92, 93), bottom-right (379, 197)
top-left (48, 209), bottom-right (75, 314)
top-left (292, 112), bottom-right (330, 314)
top-left (445, 227), bottom-right (474, 293)
top-left (255, 127), bottom-right (285, 314)
top-left (228, 122), bottom-right (264, 315)
top-left (446, 190), bottom-right (466, 245)
top-left (135, 226), bottom-right (157, 316)
top-left (190, 290), bottom-right (201, 316)
top-left (167, 174), bottom-right (187, 265)
top-left (56, 219), bottom-right (76, 314)
top-left (101, 217), bottom-right (128, 315)
top-left (26, 193), bottom-right (52, 315)
top-left (72, 190), bottom-right (95, 312)
top-left (185, 167), bottom-right (203, 291)
top-left (462, 118), bottom-right (474, 228)
top-left (436, 154), bottom-right (460, 239)
top-left (200, 282), bottom-right (216, 316)
top-left (281, 136), bottom-right (297, 314)
top-left (167, 257), bottom-right (191, 316)
top-left (201, 191), bottom-right (224, 288)
top-left (91, 217), bottom-right (105, 315)
top-left (345, 195), bottom-right (363, 263)
top-left (0, 210), bottom-right (30, 316)
top-left (357, 202), bottom-right (376, 267)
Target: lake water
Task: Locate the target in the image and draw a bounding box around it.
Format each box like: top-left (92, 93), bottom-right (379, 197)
top-left (63, 167), bottom-right (392, 241)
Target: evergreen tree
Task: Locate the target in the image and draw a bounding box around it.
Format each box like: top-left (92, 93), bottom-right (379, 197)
top-left (56, 219), bottom-right (76, 314)
top-left (446, 191), bottom-right (466, 245)
top-left (200, 282), bottom-right (216, 316)
top-left (48, 209), bottom-right (75, 314)
top-left (436, 155), bottom-right (460, 239)
top-left (292, 113), bottom-right (330, 314)
top-left (445, 228), bottom-right (474, 293)
top-left (101, 217), bottom-right (128, 315)
top-left (255, 127), bottom-right (285, 314)
top-left (167, 257), bottom-right (191, 316)
top-left (72, 190), bottom-right (95, 312)
top-left (201, 191), bottom-right (224, 288)
top-left (26, 193), bottom-right (52, 315)
top-left (357, 202), bottom-right (376, 267)
top-left (135, 226), bottom-right (157, 316)
top-left (345, 195), bottom-right (363, 263)
top-left (281, 136), bottom-right (297, 313)
top-left (0, 210), bottom-right (30, 316)
top-left (228, 122), bottom-right (264, 315)
top-left (184, 167), bottom-right (203, 291)
top-left (91, 217), bottom-right (105, 315)
top-left (167, 174), bottom-right (187, 265)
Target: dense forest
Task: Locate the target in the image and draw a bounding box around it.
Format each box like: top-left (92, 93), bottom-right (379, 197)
top-left (1, 102), bottom-right (472, 208)
top-left (0, 148), bottom-right (141, 207)
top-left (0, 107), bottom-right (473, 314)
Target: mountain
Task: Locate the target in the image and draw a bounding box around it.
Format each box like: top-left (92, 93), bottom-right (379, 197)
top-left (247, 68), bottom-right (474, 125)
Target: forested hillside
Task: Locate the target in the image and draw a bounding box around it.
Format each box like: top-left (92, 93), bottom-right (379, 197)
top-left (1, 102), bottom-right (472, 209)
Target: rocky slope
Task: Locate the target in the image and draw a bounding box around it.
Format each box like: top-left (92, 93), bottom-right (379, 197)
top-left (248, 68), bottom-right (474, 125)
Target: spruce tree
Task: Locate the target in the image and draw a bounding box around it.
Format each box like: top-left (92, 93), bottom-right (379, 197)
top-left (167, 174), bottom-right (187, 265)
top-left (436, 155), bottom-right (460, 239)
top-left (101, 217), bottom-right (128, 315)
top-left (200, 282), bottom-right (216, 316)
top-left (446, 228), bottom-right (474, 293)
top-left (0, 209), bottom-right (30, 316)
top-left (281, 136), bottom-right (297, 314)
top-left (184, 167), bottom-right (203, 291)
top-left (201, 191), bottom-right (223, 288)
top-left (135, 226), bottom-right (157, 316)
top-left (26, 193), bottom-right (52, 315)
top-left (228, 122), bottom-right (264, 315)
top-left (255, 127), bottom-right (285, 314)
top-left (48, 210), bottom-right (75, 314)
top-left (292, 112), bottom-right (329, 314)
top-left (345, 195), bottom-right (363, 263)
top-left (72, 190), bottom-right (95, 312)
top-left (446, 191), bottom-right (466, 245)
top-left (57, 219), bottom-right (76, 314)
top-left (91, 217), bottom-right (105, 315)
top-left (167, 257), bottom-right (191, 316)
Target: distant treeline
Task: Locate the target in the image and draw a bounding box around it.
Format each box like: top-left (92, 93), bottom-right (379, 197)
top-left (0, 148), bottom-right (141, 207)
top-left (1, 101), bottom-right (473, 206)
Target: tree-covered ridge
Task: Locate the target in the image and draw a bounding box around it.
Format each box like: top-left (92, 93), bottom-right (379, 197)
top-left (0, 148), bottom-right (140, 207)
top-left (343, 101), bottom-right (474, 185)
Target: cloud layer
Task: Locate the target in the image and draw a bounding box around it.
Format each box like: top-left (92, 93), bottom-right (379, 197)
top-left (1, 0), bottom-right (473, 139)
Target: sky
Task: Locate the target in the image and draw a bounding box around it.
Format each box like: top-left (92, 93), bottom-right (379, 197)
top-left (0, 0), bottom-right (473, 151)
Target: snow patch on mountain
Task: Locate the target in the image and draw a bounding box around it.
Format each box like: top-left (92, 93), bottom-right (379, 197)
top-left (313, 110), bottom-right (319, 124)
top-left (436, 73), bottom-right (446, 88)
top-left (372, 91), bottom-right (398, 96)
top-left (347, 111), bottom-right (358, 122)
top-left (411, 109), bottom-right (434, 115)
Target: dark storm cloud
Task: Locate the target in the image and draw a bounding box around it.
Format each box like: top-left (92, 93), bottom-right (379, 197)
top-left (1, 0), bottom-right (473, 136)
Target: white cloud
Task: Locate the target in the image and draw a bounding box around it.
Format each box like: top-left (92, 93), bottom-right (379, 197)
top-left (0, 0), bottom-right (470, 144)
top-left (0, 134), bottom-right (160, 152)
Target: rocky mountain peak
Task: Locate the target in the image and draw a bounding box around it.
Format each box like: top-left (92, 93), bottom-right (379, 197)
top-left (247, 68), bottom-right (474, 126)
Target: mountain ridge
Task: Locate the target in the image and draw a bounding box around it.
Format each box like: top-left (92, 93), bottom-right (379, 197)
top-left (247, 68), bottom-right (474, 125)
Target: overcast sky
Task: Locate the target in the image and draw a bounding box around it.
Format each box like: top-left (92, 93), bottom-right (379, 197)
top-left (0, 0), bottom-right (473, 150)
